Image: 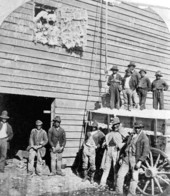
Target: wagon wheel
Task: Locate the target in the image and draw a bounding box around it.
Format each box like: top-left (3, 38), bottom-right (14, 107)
top-left (137, 147), bottom-right (170, 196)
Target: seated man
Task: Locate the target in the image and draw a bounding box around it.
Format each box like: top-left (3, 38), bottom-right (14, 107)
top-left (116, 121), bottom-right (150, 196)
top-left (27, 120), bottom-right (48, 175)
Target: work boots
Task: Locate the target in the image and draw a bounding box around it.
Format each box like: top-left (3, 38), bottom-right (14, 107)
top-left (82, 170), bottom-right (88, 182)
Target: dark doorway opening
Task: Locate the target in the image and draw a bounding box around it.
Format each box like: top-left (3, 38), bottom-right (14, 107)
top-left (0, 93), bottom-right (54, 156)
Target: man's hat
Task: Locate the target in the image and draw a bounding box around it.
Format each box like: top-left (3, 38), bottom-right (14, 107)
top-left (91, 122), bottom-right (98, 128)
top-left (110, 65), bottom-right (118, 71)
top-left (139, 69), bottom-right (147, 74)
top-left (111, 117), bottom-right (120, 126)
top-left (128, 61), bottom-right (136, 68)
top-left (36, 120), bottom-right (43, 126)
top-left (53, 116), bottom-right (61, 123)
top-left (134, 121), bottom-right (144, 128)
top-left (155, 71), bottom-right (163, 77)
top-left (0, 110), bottom-right (9, 119)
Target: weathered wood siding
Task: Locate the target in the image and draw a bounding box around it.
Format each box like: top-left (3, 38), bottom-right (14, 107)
top-left (0, 0), bottom-right (170, 165)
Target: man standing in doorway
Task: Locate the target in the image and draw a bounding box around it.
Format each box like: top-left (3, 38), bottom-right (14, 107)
top-left (48, 116), bottom-right (66, 176)
top-left (107, 65), bottom-right (122, 109)
top-left (127, 61), bottom-right (140, 108)
top-left (0, 110), bottom-right (13, 173)
top-left (28, 120), bottom-right (48, 175)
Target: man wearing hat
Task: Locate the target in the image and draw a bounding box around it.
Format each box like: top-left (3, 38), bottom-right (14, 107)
top-left (116, 121), bottom-right (150, 196)
top-left (0, 110), bottom-right (13, 173)
top-left (107, 65), bottom-right (122, 109)
top-left (82, 121), bottom-right (105, 183)
top-left (122, 69), bottom-right (137, 111)
top-left (100, 117), bottom-right (124, 189)
top-left (28, 120), bottom-right (48, 175)
top-left (48, 116), bottom-right (66, 176)
top-left (137, 69), bottom-right (151, 110)
top-left (127, 61), bottom-right (140, 108)
top-left (151, 71), bottom-right (169, 110)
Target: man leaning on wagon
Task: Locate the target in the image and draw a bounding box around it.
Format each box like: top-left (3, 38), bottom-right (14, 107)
top-left (48, 116), bottom-right (66, 176)
top-left (0, 110), bottom-right (13, 173)
top-left (82, 122), bottom-right (105, 184)
top-left (27, 120), bottom-right (48, 176)
top-left (116, 121), bottom-right (150, 196)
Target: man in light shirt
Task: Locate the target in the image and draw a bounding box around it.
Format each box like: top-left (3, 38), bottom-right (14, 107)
top-left (122, 69), bottom-right (138, 110)
top-left (100, 117), bottom-right (124, 189)
top-left (0, 110), bottom-right (13, 173)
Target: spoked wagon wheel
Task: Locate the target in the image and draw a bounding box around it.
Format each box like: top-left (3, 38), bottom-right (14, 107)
top-left (137, 147), bottom-right (170, 196)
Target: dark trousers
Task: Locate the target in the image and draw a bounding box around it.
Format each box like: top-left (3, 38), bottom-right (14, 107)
top-left (0, 138), bottom-right (8, 172)
top-left (110, 86), bottom-right (121, 109)
top-left (138, 88), bottom-right (148, 110)
top-left (153, 90), bottom-right (164, 110)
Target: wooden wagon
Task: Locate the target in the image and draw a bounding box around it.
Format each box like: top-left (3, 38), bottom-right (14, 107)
top-left (87, 108), bottom-right (170, 196)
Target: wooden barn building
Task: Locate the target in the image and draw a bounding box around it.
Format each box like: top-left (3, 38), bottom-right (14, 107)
top-left (0, 0), bottom-right (170, 166)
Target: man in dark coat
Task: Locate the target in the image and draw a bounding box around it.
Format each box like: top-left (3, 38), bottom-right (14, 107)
top-left (151, 71), bottom-right (169, 110)
top-left (116, 121), bottom-right (150, 196)
top-left (48, 116), bottom-right (66, 176)
top-left (127, 61), bottom-right (140, 108)
top-left (137, 69), bottom-right (151, 110)
top-left (107, 65), bottom-right (122, 109)
top-left (0, 110), bottom-right (13, 173)
top-left (27, 120), bottom-right (48, 175)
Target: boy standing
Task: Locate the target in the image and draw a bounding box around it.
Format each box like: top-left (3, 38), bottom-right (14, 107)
top-left (151, 71), bottom-right (168, 110)
top-left (137, 69), bottom-right (151, 110)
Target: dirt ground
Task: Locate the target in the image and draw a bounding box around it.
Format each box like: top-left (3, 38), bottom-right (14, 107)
top-left (0, 158), bottom-right (117, 196)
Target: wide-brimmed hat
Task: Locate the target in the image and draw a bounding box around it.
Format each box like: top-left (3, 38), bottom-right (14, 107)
top-left (155, 71), bottom-right (163, 77)
top-left (36, 120), bottom-right (43, 126)
top-left (134, 121), bottom-right (144, 128)
top-left (53, 116), bottom-right (61, 123)
top-left (139, 69), bottom-right (147, 74)
top-left (128, 61), bottom-right (136, 68)
top-left (111, 117), bottom-right (120, 126)
top-left (110, 65), bottom-right (118, 71)
top-left (0, 110), bottom-right (9, 119)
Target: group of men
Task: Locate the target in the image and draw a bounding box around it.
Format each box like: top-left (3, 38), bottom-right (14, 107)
top-left (0, 110), bottom-right (66, 177)
top-left (28, 116), bottom-right (66, 176)
top-left (108, 61), bottom-right (169, 110)
top-left (82, 117), bottom-right (150, 196)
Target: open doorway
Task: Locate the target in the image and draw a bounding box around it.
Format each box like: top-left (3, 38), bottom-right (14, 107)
top-left (0, 93), bottom-right (54, 156)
